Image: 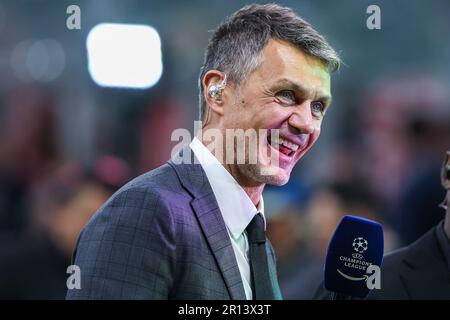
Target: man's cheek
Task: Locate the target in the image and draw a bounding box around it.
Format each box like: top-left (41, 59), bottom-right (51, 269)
top-left (309, 129), bottom-right (321, 148)
top-left (293, 129), bottom-right (320, 164)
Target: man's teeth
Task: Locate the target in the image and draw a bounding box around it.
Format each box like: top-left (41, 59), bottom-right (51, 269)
top-left (270, 136), bottom-right (299, 152)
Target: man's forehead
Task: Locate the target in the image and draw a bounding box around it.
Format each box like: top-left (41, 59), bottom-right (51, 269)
top-left (258, 39), bottom-right (331, 92)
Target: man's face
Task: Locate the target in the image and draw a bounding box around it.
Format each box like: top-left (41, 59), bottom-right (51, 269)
top-left (223, 39), bottom-right (331, 186)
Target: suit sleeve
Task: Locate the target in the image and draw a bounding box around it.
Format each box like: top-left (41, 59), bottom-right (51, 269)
top-left (66, 187), bottom-right (176, 299)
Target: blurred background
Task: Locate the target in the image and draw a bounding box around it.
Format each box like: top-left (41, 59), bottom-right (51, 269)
top-left (0, 0), bottom-right (449, 299)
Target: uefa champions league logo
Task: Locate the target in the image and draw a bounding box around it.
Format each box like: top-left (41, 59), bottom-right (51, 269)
top-left (352, 237), bottom-right (368, 254)
top-left (336, 236), bottom-right (381, 289)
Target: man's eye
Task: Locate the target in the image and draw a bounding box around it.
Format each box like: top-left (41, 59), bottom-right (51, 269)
top-left (276, 90), bottom-right (296, 105)
top-left (311, 101), bottom-right (325, 117)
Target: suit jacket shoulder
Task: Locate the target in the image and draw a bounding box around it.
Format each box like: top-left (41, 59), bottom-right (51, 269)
top-left (368, 226), bottom-right (450, 299)
top-left (66, 163), bottom-right (181, 299)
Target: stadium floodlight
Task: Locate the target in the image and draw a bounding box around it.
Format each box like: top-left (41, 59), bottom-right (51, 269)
top-left (87, 23), bottom-right (163, 89)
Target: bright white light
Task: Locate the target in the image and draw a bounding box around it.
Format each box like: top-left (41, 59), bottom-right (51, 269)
top-left (86, 23), bottom-right (163, 89)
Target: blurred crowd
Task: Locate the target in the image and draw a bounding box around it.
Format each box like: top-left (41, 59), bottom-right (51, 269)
top-left (0, 88), bottom-right (131, 298)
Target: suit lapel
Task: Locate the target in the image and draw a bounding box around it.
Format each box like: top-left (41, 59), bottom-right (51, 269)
top-left (191, 196), bottom-right (247, 300)
top-left (399, 227), bottom-right (450, 299)
top-left (169, 147), bottom-right (247, 300)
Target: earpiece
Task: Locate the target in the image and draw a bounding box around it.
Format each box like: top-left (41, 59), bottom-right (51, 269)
top-left (208, 74), bottom-right (227, 100)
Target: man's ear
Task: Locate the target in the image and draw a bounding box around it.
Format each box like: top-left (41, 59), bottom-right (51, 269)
top-left (202, 70), bottom-right (228, 116)
top-left (442, 151), bottom-right (450, 190)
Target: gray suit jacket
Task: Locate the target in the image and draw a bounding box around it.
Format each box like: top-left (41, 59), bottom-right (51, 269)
top-left (66, 148), bottom-right (282, 299)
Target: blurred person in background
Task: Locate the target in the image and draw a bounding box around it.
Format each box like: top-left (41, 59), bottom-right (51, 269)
top-left (0, 156), bottom-right (128, 299)
top-left (139, 97), bottom-right (188, 172)
top-left (367, 150), bottom-right (450, 299)
top-left (0, 86), bottom-right (59, 236)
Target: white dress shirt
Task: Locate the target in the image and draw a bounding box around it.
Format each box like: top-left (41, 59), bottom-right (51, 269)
top-left (190, 137), bottom-right (266, 300)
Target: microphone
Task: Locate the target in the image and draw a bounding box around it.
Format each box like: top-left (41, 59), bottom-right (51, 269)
top-left (324, 215), bottom-right (384, 299)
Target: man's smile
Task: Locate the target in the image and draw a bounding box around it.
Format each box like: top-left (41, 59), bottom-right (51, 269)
top-left (266, 132), bottom-right (309, 158)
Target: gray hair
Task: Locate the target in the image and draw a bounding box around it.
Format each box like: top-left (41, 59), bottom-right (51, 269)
top-left (198, 3), bottom-right (341, 121)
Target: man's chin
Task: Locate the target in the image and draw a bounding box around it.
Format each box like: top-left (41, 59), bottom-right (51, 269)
top-left (237, 163), bottom-right (291, 186)
top-left (255, 165), bottom-right (291, 186)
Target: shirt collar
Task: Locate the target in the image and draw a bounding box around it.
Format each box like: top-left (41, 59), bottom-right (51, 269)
top-left (190, 137), bottom-right (266, 240)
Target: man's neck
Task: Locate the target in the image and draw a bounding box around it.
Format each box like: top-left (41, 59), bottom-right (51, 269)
top-left (197, 135), bottom-right (264, 207)
top-left (225, 163), bottom-right (265, 207)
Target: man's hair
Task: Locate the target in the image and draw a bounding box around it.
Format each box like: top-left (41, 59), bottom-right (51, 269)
top-left (198, 3), bottom-right (341, 121)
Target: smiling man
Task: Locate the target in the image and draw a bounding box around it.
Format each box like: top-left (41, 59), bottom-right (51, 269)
top-left (67, 4), bottom-right (340, 300)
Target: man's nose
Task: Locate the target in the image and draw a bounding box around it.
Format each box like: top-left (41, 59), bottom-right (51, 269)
top-left (287, 101), bottom-right (315, 135)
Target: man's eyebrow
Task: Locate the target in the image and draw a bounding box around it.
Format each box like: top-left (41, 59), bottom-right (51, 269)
top-left (272, 78), bottom-right (332, 106)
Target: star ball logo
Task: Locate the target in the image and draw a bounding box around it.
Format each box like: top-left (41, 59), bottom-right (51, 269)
top-left (352, 237), bottom-right (368, 254)
top-left (336, 236), bottom-right (381, 289)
